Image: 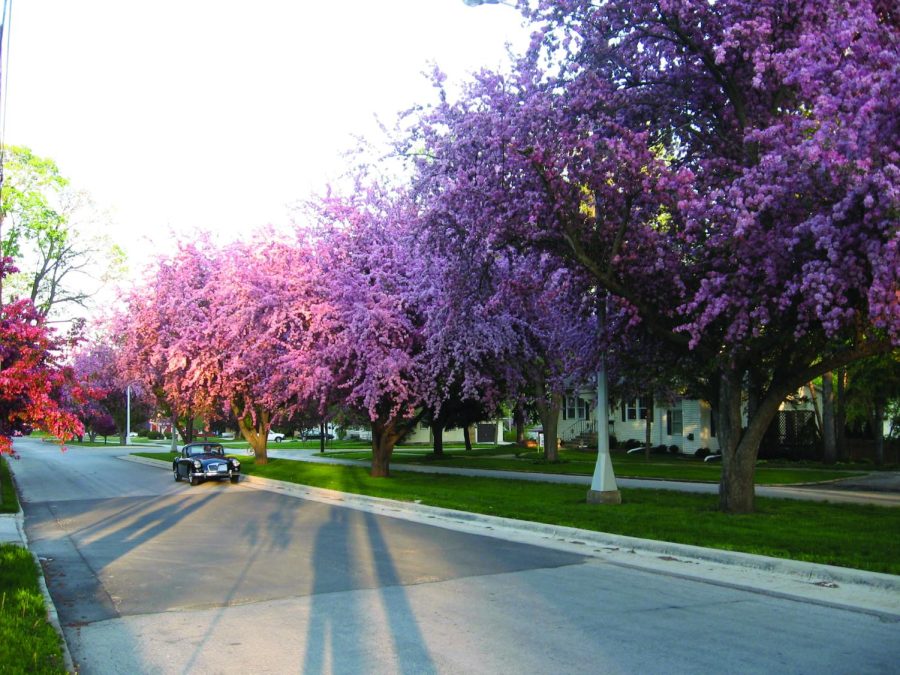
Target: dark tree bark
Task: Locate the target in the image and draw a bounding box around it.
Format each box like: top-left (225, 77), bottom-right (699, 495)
top-left (836, 368), bottom-right (848, 461)
top-left (822, 372), bottom-right (836, 464)
top-left (431, 420), bottom-right (444, 457)
top-left (232, 403), bottom-right (269, 465)
top-left (514, 404), bottom-right (526, 445)
top-left (644, 393), bottom-right (654, 460)
top-left (463, 426), bottom-right (473, 452)
top-left (535, 390), bottom-right (562, 462)
top-left (371, 417), bottom-right (406, 477)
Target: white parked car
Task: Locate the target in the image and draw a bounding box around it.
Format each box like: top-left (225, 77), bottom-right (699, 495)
top-left (267, 431), bottom-right (285, 442)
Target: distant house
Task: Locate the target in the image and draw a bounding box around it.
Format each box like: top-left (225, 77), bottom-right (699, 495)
top-left (559, 386), bottom-right (821, 455)
top-left (341, 420), bottom-right (505, 445)
top-left (558, 393), bottom-right (719, 454)
top-left (403, 420), bottom-right (505, 445)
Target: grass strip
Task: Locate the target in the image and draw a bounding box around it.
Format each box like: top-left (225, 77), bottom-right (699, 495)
top-left (0, 544), bottom-right (67, 673)
top-left (1, 457), bottom-right (20, 514)
top-left (319, 449), bottom-right (864, 485)
top-left (136, 452), bottom-right (900, 574)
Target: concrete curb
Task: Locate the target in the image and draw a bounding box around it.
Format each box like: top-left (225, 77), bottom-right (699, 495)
top-left (122, 454), bottom-right (900, 617)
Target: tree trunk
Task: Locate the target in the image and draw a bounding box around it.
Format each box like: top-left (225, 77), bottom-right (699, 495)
top-left (873, 401), bottom-right (885, 467)
top-left (808, 381), bottom-right (823, 440)
top-left (822, 372), bottom-right (836, 464)
top-left (320, 423), bottom-right (326, 454)
top-left (514, 405), bottom-right (525, 445)
top-left (169, 413), bottom-right (178, 452)
top-left (371, 418), bottom-right (403, 477)
top-left (535, 391), bottom-right (562, 462)
top-left (117, 430), bottom-right (125, 445)
top-left (644, 393), bottom-right (654, 460)
top-left (717, 367), bottom-right (795, 513)
top-left (836, 368), bottom-right (848, 462)
top-left (431, 421), bottom-right (444, 457)
top-left (717, 371), bottom-right (756, 514)
top-left (232, 403), bottom-right (269, 465)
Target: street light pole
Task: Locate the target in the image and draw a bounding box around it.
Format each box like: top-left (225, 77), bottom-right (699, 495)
top-left (126, 385), bottom-right (132, 446)
top-left (587, 293), bottom-right (621, 504)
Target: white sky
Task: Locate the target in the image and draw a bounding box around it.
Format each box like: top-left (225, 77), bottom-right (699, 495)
top-left (5, 0), bottom-right (529, 267)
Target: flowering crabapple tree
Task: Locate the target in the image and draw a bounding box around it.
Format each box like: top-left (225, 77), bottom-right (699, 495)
top-left (409, 0), bottom-right (899, 512)
top-left (0, 257), bottom-right (83, 454)
top-left (495, 254), bottom-right (600, 461)
top-left (119, 237), bottom-right (317, 464)
top-left (278, 186), bottom-right (440, 477)
top-left (70, 337), bottom-right (154, 444)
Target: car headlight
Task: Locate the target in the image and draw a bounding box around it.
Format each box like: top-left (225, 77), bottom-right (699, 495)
top-left (231, 459), bottom-right (240, 469)
top-left (193, 460), bottom-right (202, 469)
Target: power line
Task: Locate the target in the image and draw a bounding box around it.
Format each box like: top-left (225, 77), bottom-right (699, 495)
top-left (0, 0), bottom-right (11, 193)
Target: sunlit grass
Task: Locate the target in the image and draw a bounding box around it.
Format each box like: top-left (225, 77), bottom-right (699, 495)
top-left (0, 544), bottom-right (66, 673)
top-left (319, 448), bottom-right (865, 485)
top-left (135, 452), bottom-right (900, 573)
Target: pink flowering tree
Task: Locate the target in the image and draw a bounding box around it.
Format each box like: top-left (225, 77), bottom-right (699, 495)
top-left (120, 237), bottom-right (318, 464)
top-left (408, 0), bottom-right (898, 512)
top-left (495, 254), bottom-right (600, 461)
top-left (0, 257), bottom-right (83, 453)
top-left (70, 338), bottom-right (154, 443)
top-left (277, 186), bottom-right (442, 476)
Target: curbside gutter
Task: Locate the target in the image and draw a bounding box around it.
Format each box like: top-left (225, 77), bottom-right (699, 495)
top-left (123, 453), bottom-right (900, 619)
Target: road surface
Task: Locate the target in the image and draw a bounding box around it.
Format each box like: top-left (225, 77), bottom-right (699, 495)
top-left (10, 438), bottom-right (900, 674)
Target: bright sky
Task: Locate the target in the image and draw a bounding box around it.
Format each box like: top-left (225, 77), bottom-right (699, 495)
top-left (6, 0), bottom-right (529, 265)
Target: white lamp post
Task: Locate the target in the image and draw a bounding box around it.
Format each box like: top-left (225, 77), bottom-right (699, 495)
top-left (587, 294), bottom-right (621, 504)
top-left (126, 385), bottom-right (132, 446)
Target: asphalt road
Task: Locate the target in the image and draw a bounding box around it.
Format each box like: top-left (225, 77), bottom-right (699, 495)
top-left (11, 438), bottom-right (900, 674)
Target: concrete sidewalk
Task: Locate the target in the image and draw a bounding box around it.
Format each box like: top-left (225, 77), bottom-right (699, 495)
top-left (0, 510), bottom-right (24, 544)
top-left (266, 448), bottom-right (900, 507)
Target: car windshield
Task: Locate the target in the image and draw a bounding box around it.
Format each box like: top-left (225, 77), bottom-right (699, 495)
top-left (187, 444), bottom-right (224, 456)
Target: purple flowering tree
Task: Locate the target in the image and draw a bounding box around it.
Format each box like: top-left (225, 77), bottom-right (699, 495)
top-left (279, 186), bottom-right (437, 476)
top-left (409, 0), bottom-right (898, 512)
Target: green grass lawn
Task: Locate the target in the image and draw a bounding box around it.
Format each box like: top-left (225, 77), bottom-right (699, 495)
top-left (319, 447), bottom-right (866, 485)
top-left (0, 544), bottom-right (67, 673)
top-left (136, 451), bottom-right (900, 574)
top-left (1, 457), bottom-right (20, 514)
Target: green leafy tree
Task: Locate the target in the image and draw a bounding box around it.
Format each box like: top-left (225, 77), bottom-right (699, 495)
top-left (1, 145), bottom-right (125, 319)
top-left (844, 352), bottom-right (900, 465)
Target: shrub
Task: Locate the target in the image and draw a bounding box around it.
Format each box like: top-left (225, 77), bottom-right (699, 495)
top-left (694, 447), bottom-right (712, 459)
top-left (146, 430), bottom-right (162, 440)
top-left (668, 444), bottom-right (681, 455)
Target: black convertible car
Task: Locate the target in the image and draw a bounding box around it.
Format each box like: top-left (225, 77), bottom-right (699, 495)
top-left (173, 442), bottom-right (241, 485)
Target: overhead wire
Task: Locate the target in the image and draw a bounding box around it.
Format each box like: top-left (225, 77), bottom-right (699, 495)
top-left (0, 0), bottom-right (10, 189)
top-left (0, 0), bottom-right (10, 302)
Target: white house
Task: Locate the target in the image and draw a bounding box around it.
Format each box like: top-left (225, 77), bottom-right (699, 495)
top-left (558, 393), bottom-right (720, 454)
top-left (558, 383), bottom-right (823, 455)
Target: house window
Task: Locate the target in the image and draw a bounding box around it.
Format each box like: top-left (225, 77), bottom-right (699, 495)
top-left (667, 408), bottom-right (683, 436)
top-left (622, 398), bottom-right (649, 421)
top-left (563, 396), bottom-right (589, 421)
